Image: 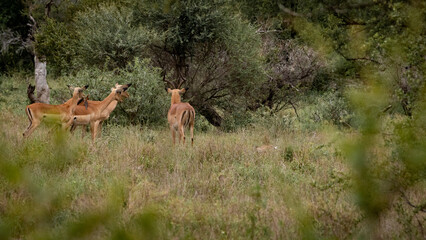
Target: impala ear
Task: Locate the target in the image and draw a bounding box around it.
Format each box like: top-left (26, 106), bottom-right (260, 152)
top-left (179, 88), bottom-right (186, 94)
top-left (115, 83), bottom-right (120, 88)
top-left (123, 83), bottom-right (132, 91)
top-left (167, 88), bottom-right (172, 93)
top-left (124, 83), bottom-right (132, 91)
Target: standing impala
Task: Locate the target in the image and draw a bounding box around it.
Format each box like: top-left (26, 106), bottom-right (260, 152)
top-left (70, 83), bottom-right (131, 138)
top-left (23, 85), bottom-right (88, 138)
top-left (167, 88), bottom-right (195, 146)
top-left (71, 84), bottom-right (130, 142)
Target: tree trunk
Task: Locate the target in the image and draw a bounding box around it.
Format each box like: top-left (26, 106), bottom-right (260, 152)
top-left (194, 103), bottom-right (223, 127)
top-left (34, 55), bottom-right (50, 104)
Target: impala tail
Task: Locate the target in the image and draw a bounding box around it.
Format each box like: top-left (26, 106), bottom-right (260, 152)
top-left (181, 109), bottom-right (195, 128)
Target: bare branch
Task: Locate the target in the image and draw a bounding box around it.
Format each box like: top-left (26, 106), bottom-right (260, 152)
top-left (336, 49), bottom-right (381, 65)
top-left (45, 0), bottom-right (54, 17)
top-left (400, 190), bottom-right (426, 212)
top-left (289, 100), bottom-right (300, 121)
top-left (278, 4), bottom-right (310, 17)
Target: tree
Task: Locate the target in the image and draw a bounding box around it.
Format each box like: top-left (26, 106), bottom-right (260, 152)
top-left (133, 0), bottom-right (265, 126)
top-left (70, 4), bottom-right (155, 70)
top-left (0, 0), bottom-right (55, 103)
top-left (254, 33), bottom-right (323, 114)
top-left (0, 0), bottom-right (32, 72)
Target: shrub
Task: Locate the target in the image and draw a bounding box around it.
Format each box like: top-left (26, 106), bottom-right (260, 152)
top-left (73, 4), bottom-right (157, 70)
top-left (311, 91), bottom-right (353, 128)
top-left (63, 58), bottom-right (168, 126)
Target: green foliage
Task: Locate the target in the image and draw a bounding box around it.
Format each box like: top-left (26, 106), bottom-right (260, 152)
top-left (161, 0), bottom-right (225, 54)
top-left (342, 60), bottom-right (425, 239)
top-left (221, 108), bottom-right (253, 132)
top-left (35, 18), bottom-right (76, 75)
top-left (284, 146), bottom-right (294, 162)
top-left (73, 4), bottom-right (157, 70)
top-left (221, 14), bottom-right (264, 91)
top-left (312, 91), bottom-right (353, 128)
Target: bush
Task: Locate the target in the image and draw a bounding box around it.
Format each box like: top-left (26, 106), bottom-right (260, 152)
top-left (311, 91), bottom-right (353, 128)
top-left (221, 109), bottom-right (253, 132)
top-left (73, 4), bottom-right (157, 70)
top-left (62, 58), bottom-right (168, 126)
top-left (35, 18), bottom-right (76, 76)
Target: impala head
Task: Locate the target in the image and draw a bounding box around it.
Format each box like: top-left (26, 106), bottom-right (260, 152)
top-left (110, 82), bottom-right (132, 102)
top-left (115, 83), bottom-right (132, 91)
top-left (167, 88), bottom-right (189, 104)
top-left (109, 88), bottom-right (125, 102)
top-left (68, 85), bottom-right (89, 101)
top-left (114, 83), bottom-right (132, 100)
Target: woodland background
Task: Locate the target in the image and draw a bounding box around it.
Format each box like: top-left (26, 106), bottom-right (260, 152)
top-left (0, 0), bottom-right (425, 239)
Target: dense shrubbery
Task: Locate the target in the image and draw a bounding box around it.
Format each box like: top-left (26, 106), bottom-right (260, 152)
top-left (311, 91), bottom-right (353, 128)
top-left (61, 59), bottom-right (168, 126)
top-left (73, 5), bottom-right (156, 70)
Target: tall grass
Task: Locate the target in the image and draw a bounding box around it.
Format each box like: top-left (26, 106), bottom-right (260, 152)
top-left (0, 74), bottom-right (424, 239)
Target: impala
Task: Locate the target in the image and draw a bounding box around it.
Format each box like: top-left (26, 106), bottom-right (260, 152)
top-left (167, 88), bottom-right (195, 146)
top-left (256, 145), bottom-right (278, 153)
top-left (23, 85), bottom-right (88, 138)
top-left (71, 84), bottom-right (131, 141)
top-left (70, 83), bottom-right (131, 138)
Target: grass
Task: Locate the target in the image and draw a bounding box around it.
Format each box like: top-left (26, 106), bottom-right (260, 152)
top-left (0, 75), bottom-right (424, 239)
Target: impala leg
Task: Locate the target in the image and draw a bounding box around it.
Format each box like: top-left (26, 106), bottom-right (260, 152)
top-left (70, 124), bottom-right (77, 134)
top-left (177, 128), bottom-right (181, 144)
top-left (23, 107), bottom-right (36, 138)
top-left (170, 127), bottom-right (176, 145)
top-left (81, 125), bottom-right (86, 139)
top-left (190, 123), bottom-right (194, 147)
top-left (23, 119), bottom-right (40, 138)
top-left (23, 118), bottom-right (33, 137)
top-left (97, 122), bottom-right (103, 138)
top-left (179, 125), bottom-right (185, 145)
top-left (90, 121), bottom-right (99, 143)
top-left (63, 118), bottom-right (74, 131)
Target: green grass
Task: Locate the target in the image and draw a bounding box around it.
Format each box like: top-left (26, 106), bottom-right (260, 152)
top-left (0, 75), bottom-right (424, 239)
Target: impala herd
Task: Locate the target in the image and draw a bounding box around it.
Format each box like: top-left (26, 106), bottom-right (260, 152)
top-left (23, 82), bottom-right (196, 146)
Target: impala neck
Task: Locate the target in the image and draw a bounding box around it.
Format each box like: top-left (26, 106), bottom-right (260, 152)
top-left (64, 91), bottom-right (81, 113)
top-left (98, 91), bottom-right (117, 113)
top-left (171, 93), bottom-right (181, 106)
